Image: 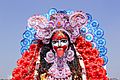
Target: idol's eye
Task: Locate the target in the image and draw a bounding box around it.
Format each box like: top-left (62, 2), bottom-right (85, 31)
top-left (52, 40), bottom-right (58, 44)
top-left (61, 39), bottom-right (67, 43)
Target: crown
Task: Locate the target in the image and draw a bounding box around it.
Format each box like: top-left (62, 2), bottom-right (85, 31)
top-left (27, 10), bottom-right (88, 44)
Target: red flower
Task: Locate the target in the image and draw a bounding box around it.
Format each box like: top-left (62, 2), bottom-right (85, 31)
top-left (85, 41), bottom-right (92, 48)
top-left (17, 58), bottom-right (24, 66)
top-left (82, 48), bottom-right (92, 59)
top-left (77, 48), bottom-right (85, 54)
top-left (85, 64), bottom-right (92, 72)
top-left (92, 48), bottom-right (99, 57)
top-left (91, 64), bottom-right (99, 71)
top-left (75, 36), bottom-right (85, 43)
top-left (12, 67), bottom-right (23, 80)
top-left (93, 71), bottom-right (101, 79)
top-left (87, 71), bottom-right (94, 78)
top-left (29, 44), bottom-right (37, 51)
top-left (88, 56), bottom-right (96, 63)
top-left (96, 57), bottom-right (104, 66)
top-left (22, 51), bottom-right (29, 58)
top-left (23, 61), bottom-right (30, 68)
top-left (98, 67), bottom-right (106, 76)
top-left (20, 68), bottom-right (28, 76)
top-left (84, 60), bottom-right (89, 65)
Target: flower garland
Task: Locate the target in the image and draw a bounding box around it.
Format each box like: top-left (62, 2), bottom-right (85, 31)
top-left (12, 40), bottom-right (43, 80)
top-left (75, 36), bottom-right (109, 80)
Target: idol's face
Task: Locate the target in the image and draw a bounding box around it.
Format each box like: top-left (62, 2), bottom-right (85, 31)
top-left (52, 31), bottom-right (69, 57)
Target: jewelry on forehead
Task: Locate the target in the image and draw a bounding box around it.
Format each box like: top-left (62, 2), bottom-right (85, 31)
top-left (52, 30), bottom-right (68, 40)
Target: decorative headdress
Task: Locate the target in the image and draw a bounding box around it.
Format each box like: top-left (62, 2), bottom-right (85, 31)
top-left (27, 10), bottom-right (88, 44)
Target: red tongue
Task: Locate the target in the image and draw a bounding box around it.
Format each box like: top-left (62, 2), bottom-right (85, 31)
top-left (57, 48), bottom-right (64, 57)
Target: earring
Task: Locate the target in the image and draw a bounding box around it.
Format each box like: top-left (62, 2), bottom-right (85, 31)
top-left (66, 49), bottom-right (74, 62)
top-left (44, 50), bottom-right (55, 63)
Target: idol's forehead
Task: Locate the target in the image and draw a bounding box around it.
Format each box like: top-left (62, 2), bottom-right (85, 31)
top-left (52, 31), bottom-right (68, 40)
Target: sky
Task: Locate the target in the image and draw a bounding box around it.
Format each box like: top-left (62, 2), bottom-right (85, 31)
top-left (0, 0), bottom-right (120, 79)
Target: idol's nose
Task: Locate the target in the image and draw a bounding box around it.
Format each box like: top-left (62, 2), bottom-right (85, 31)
top-left (58, 40), bottom-right (61, 47)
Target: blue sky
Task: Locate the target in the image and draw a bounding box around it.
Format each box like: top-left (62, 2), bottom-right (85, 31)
top-left (0, 0), bottom-right (120, 79)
